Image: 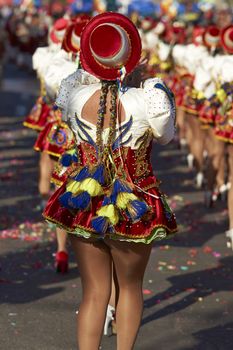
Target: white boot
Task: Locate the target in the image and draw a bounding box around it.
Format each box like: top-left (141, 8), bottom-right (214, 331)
top-left (219, 184), bottom-right (228, 194)
top-left (187, 153), bottom-right (194, 170)
top-left (226, 229), bottom-right (233, 250)
top-left (203, 149), bottom-right (208, 159)
top-left (196, 172), bottom-right (204, 189)
top-left (180, 138), bottom-right (187, 148)
top-left (103, 305), bottom-right (115, 336)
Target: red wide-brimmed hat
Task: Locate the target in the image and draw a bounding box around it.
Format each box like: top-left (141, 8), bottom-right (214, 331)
top-left (203, 25), bottom-right (220, 48)
top-left (170, 22), bottom-right (186, 44)
top-left (192, 26), bottom-right (205, 46)
top-left (80, 12), bottom-right (142, 81)
top-left (140, 17), bottom-right (157, 32)
top-left (50, 18), bottom-right (70, 44)
top-left (62, 16), bottom-right (91, 53)
top-left (221, 25), bottom-right (233, 54)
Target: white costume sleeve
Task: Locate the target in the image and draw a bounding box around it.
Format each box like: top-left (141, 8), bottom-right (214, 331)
top-left (143, 78), bottom-right (176, 145)
top-left (56, 69), bottom-right (99, 121)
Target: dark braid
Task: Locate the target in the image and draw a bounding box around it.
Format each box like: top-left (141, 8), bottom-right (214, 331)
top-left (96, 81), bottom-right (109, 159)
top-left (96, 80), bottom-right (119, 162)
top-left (107, 82), bottom-right (118, 148)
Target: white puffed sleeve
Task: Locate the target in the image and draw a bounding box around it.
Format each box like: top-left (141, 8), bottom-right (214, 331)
top-left (32, 47), bottom-right (48, 72)
top-left (44, 60), bottom-right (77, 100)
top-left (55, 69), bottom-right (99, 121)
top-left (143, 78), bottom-right (176, 145)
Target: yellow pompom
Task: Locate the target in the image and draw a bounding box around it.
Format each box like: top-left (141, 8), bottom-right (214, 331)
top-left (97, 204), bottom-right (119, 225)
top-left (66, 148), bottom-right (76, 155)
top-left (66, 180), bottom-right (81, 194)
top-left (116, 192), bottom-right (138, 209)
top-left (197, 91), bottom-right (204, 100)
top-left (149, 54), bottom-right (160, 66)
top-left (80, 178), bottom-right (103, 197)
top-left (216, 89), bottom-right (227, 103)
top-left (160, 62), bottom-right (171, 71)
top-left (191, 89), bottom-right (198, 99)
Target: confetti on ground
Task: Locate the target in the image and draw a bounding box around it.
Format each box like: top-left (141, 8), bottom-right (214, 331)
top-left (203, 246), bottom-right (213, 254)
top-left (159, 245), bottom-right (170, 250)
top-left (189, 249), bottom-right (198, 257)
top-left (172, 195), bottom-right (184, 202)
top-left (212, 251), bottom-right (221, 258)
top-left (180, 266), bottom-right (189, 271)
top-left (143, 289), bottom-right (152, 295)
top-left (187, 260), bottom-right (196, 266)
top-left (0, 221), bottom-right (55, 242)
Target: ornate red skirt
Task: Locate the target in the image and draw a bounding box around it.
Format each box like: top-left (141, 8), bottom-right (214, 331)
top-left (43, 176), bottom-right (177, 244)
top-left (215, 108), bottom-right (233, 143)
top-left (34, 120), bottom-right (74, 158)
top-left (199, 101), bottom-right (218, 127)
top-left (23, 97), bottom-right (51, 131)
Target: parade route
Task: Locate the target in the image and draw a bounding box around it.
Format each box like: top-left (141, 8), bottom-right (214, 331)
top-left (1, 63), bottom-right (233, 350)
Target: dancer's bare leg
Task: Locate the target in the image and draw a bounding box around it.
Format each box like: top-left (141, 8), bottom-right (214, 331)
top-left (176, 107), bottom-right (186, 145)
top-left (214, 140), bottom-right (226, 191)
top-left (228, 145), bottom-right (233, 229)
top-left (187, 113), bottom-right (205, 173)
top-left (109, 271), bottom-right (117, 307)
top-left (56, 227), bottom-right (68, 252)
top-left (38, 151), bottom-right (54, 197)
top-left (106, 239), bottom-right (153, 350)
top-left (70, 236), bottom-right (112, 350)
top-left (205, 130), bottom-right (225, 191)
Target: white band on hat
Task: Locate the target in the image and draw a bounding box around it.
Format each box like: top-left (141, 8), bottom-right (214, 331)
top-left (224, 31), bottom-right (233, 49)
top-left (205, 32), bottom-right (219, 46)
top-left (71, 31), bottom-right (81, 50)
top-left (90, 23), bottom-right (131, 68)
top-left (54, 28), bottom-right (66, 41)
top-left (154, 22), bottom-right (165, 35)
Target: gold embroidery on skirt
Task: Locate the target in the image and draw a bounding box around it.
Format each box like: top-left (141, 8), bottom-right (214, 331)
top-left (134, 129), bottom-right (153, 177)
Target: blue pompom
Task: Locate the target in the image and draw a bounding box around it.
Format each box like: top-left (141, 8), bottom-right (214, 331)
top-left (59, 191), bottom-right (72, 208)
top-left (91, 216), bottom-right (109, 234)
top-left (127, 200), bottom-right (148, 221)
top-left (111, 179), bottom-right (132, 203)
top-left (60, 153), bottom-right (73, 167)
top-left (102, 196), bottom-right (112, 206)
top-left (72, 153), bottom-right (79, 163)
top-left (52, 104), bottom-right (59, 111)
top-left (92, 164), bottom-right (105, 185)
top-left (70, 191), bottom-right (91, 210)
top-left (73, 166), bottom-right (90, 182)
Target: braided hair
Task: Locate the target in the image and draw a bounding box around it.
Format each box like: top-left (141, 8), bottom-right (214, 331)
top-left (96, 80), bottom-right (119, 161)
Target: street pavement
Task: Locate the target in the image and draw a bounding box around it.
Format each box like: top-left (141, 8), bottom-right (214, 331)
top-left (0, 63), bottom-right (233, 350)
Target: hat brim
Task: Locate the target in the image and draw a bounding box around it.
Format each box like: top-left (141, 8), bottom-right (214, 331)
top-left (203, 26), bottom-right (220, 48)
top-left (221, 25), bottom-right (233, 54)
top-left (62, 24), bottom-right (78, 53)
top-left (80, 12), bottom-right (142, 81)
top-left (50, 29), bottom-right (60, 44)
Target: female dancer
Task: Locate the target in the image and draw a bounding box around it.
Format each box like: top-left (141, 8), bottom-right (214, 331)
top-left (214, 25), bottom-right (233, 248)
top-left (44, 13), bottom-right (177, 349)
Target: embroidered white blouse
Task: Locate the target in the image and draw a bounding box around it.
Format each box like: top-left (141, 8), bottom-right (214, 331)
top-left (56, 70), bottom-right (176, 150)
